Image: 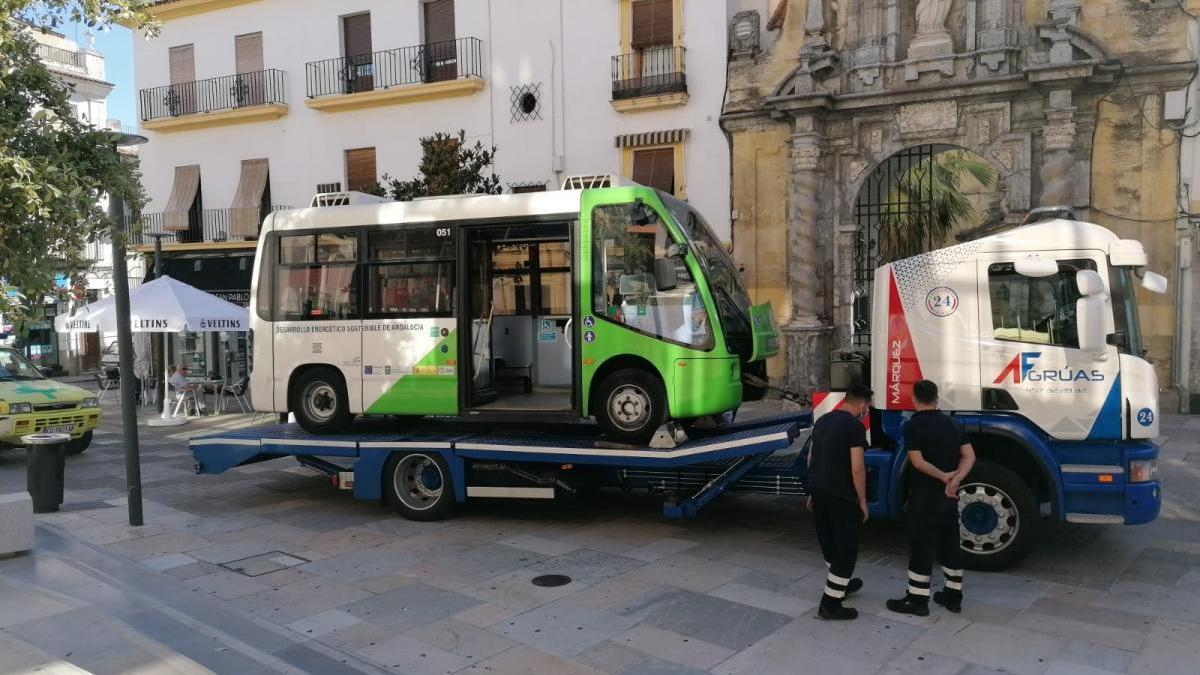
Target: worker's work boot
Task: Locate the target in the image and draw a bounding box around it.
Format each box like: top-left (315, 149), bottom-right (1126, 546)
top-left (933, 589), bottom-right (962, 613)
top-left (886, 594), bottom-right (930, 617)
top-left (817, 599), bottom-right (859, 621)
top-left (845, 578), bottom-right (864, 595)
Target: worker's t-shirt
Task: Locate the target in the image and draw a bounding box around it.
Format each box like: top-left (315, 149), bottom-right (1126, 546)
top-left (903, 410), bottom-right (969, 498)
top-left (169, 372), bottom-right (190, 391)
top-left (808, 409), bottom-right (868, 504)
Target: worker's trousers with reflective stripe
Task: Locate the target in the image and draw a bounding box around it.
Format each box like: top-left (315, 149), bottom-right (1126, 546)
top-left (906, 492), bottom-right (963, 603)
top-left (812, 493), bottom-right (861, 608)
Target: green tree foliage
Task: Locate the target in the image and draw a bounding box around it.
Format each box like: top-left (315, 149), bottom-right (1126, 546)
top-left (0, 1), bottom-right (155, 319)
top-left (377, 130), bottom-right (502, 201)
top-left (878, 151), bottom-right (997, 261)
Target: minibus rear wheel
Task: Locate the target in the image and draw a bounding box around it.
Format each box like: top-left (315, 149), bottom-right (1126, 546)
top-left (291, 367), bottom-right (352, 434)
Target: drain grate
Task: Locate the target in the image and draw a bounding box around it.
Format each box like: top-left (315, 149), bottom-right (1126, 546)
top-left (220, 551), bottom-right (309, 577)
top-left (531, 574), bottom-right (572, 587)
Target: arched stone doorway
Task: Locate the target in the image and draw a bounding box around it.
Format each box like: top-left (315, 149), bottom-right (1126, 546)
top-left (850, 144), bottom-right (1008, 348)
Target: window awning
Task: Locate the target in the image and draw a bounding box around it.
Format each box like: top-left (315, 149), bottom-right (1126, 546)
top-left (615, 128), bottom-right (688, 148)
top-left (163, 164), bottom-right (200, 231)
top-left (230, 158), bottom-right (269, 237)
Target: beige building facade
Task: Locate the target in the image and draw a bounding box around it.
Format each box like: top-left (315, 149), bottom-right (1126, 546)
top-left (723, 0), bottom-right (1197, 406)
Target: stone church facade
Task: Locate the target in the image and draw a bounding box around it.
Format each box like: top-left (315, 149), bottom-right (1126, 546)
top-left (723, 0), bottom-right (1195, 405)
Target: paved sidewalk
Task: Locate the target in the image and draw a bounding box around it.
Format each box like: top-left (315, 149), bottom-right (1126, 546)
top-left (1, 401), bottom-right (1199, 674)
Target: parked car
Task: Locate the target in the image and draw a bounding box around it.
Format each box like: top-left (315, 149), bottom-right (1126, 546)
top-left (0, 347), bottom-right (100, 453)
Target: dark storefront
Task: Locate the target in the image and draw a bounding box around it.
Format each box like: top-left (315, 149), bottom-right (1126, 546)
top-left (145, 251), bottom-right (254, 383)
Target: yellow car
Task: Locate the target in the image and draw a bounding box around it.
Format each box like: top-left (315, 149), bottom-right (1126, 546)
top-left (0, 347), bottom-right (101, 454)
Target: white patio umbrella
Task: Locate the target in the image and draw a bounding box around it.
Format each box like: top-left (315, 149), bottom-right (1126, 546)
top-left (55, 275), bottom-right (249, 426)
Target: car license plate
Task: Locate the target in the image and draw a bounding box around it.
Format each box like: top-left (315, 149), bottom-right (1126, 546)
top-left (43, 425), bottom-right (74, 434)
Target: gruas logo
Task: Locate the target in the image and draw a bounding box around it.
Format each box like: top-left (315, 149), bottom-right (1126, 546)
top-left (993, 352), bottom-right (1104, 384)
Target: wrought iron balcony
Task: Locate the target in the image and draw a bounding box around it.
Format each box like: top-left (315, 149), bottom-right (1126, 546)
top-left (127, 206), bottom-right (292, 246)
top-left (611, 46), bottom-right (687, 101)
top-left (35, 43), bottom-right (87, 69)
top-left (305, 37), bottom-right (483, 99)
top-left (139, 69), bottom-right (286, 122)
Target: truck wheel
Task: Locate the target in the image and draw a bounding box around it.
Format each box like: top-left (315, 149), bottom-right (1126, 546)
top-left (595, 368), bottom-right (666, 446)
top-left (291, 367), bottom-right (351, 434)
top-left (65, 431), bottom-right (92, 455)
top-left (384, 452), bottom-right (455, 521)
top-left (958, 461), bottom-right (1039, 571)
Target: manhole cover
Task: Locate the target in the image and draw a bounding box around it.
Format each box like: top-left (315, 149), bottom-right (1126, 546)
top-left (531, 574), bottom-right (572, 587)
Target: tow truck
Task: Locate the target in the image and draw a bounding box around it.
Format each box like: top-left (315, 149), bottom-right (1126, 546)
top-left (192, 207), bottom-right (1167, 570)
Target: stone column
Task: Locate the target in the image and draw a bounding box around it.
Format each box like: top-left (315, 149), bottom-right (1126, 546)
top-left (784, 115), bottom-right (833, 393)
top-left (1040, 90), bottom-right (1077, 207)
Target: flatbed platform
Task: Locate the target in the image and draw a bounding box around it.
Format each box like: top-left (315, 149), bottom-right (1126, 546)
top-left (190, 412), bottom-right (815, 520)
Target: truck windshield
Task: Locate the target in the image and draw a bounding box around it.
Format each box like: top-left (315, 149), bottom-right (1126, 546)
top-left (0, 348), bottom-right (45, 381)
top-left (1109, 266), bottom-right (1146, 357)
top-left (659, 193), bottom-right (754, 351)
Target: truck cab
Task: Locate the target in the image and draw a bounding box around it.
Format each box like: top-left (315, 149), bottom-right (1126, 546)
top-left (866, 218), bottom-right (1166, 569)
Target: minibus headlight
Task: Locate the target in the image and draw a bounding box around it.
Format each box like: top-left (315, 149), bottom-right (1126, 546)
top-left (1129, 459), bottom-right (1158, 483)
top-left (81, 397), bottom-right (99, 408)
top-left (6, 402), bottom-right (32, 414)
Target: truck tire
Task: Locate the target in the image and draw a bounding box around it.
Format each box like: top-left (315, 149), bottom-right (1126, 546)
top-left (385, 452), bottom-right (455, 521)
top-left (594, 368), bottom-right (667, 446)
top-left (291, 367), bottom-right (352, 434)
top-left (958, 461), bottom-right (1039, 571)
top-left (65, 431), bottom-right (92, 455)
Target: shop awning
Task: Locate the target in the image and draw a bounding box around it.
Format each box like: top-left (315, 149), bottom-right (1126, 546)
top-left (163, 164), bottom-right (201, 231)
top-left (230, 158), bottom-right (269, 238)
top-left (144, 253), bottom-right (253, 307)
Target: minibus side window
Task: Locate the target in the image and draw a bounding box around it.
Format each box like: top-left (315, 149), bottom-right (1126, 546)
top-left (274, 232), bottom-right (359, 321)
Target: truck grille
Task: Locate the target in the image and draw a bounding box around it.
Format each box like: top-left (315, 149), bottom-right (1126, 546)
top-left (33, 402), bottom-right (80, 412)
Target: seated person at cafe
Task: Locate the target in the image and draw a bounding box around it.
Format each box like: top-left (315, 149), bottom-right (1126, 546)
top-left (169, 365), bottom-right (206, 412)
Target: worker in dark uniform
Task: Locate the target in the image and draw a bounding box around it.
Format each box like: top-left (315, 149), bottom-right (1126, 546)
top-left (807, 383), bottom-right (872, 620)
top-left (887, 380), bottom-right (976, 616)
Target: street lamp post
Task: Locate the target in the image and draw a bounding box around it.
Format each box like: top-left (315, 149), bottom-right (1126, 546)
top-left (106, 131), bottom-right (148, 527)
top-left (146, 232), bottom-right (170, 412)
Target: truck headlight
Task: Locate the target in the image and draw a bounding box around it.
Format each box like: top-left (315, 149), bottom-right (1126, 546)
top-left (81, 397), bottom-right (99, 408)
top-left (1129, 459), bottom-right (1158, 483)
top-left (7, 402), bottom-right (31, 414)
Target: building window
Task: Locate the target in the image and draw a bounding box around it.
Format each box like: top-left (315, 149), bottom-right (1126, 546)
top-left (422, 0), bottom-right (457, 82)
top-left (345, 147), bottom-right (377, 193)
top-left (510, 83), bottom-right (542, 122)
top-left (168, 43), bottom-right (196, 115)
top-left (630, 147), bottom-right (675, 195)
top-left (987, 259), bottom-right (1095, 348)
top-left (234, 32), bottom-right (265, 106)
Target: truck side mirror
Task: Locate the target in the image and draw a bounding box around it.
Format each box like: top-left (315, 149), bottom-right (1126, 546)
top-left (1076, 269), bottom-right (1106, 296)
top-left (631, 200), bottom-right (655, 226)
top-left (1140, 271), bottom-right (1168, 294)
top-left (1077, 295), bottom-right (1107, 354)
top-left (653, 258), bottom-right (677, 292)
top-left (665, 242), bottom-right (685, 259)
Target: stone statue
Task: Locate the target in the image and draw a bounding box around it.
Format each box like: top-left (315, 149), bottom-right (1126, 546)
top-left (915, 0), bottom-right (952, 34)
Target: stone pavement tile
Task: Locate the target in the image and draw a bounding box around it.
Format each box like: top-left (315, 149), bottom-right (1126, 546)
top-left (232, 575), bottom-right (373, 625)
top-left (6, 607), bottom-right (164, 669)
top-left (1057, 640), bottom-right (1137, 673)
top-left (733, 569), bottom-right (800, 593)
top-left (358, 632), bottom-right (473, 674)
top-left (712, 627), bottom-right (883, 675)
top-left (618, 656), bottom-right (711, 675)
top-left (791, 607), bottom-right (926, 663)
top-left (421, 542), bottom-right (548, 580)
top-left (316, 620), bottom-right (394, 653)
top-left (453, 601), bottom-right (519, 628)
top-left (623, 538), bottom-right (701, 562)
top-left (1117, 547), bottom-right (1200, 587)
top-left (1009, 601), bottom-right (1152, 652)
top-left (274, 641), bottom-right (385, 675)
top-left (298, 525), bottom-right (394, 556)
top-left (1042, 660), bottom-right (1124, 675)
top-left (171, 514), bottom-right (272, 537)
top-left (463, 566), bottom-right (587, 612)
top-left (709, 580), bottom-right (817, 617)
top-left (575, 641), bottom-right (650, 674)
top-left (72, 642), bottom-right (215, 675)
top-left (872, 648), bottom-right (970, 675)
top-left (186, 538), bottom-right (280, 565)
top-left (1058, 579), bottom-right (1200, 625)
top-left (252, 566), bottom-right (315, 590)
top-left (910, 618), bottom-right (1068, 675)
top-left (300, 543), bottom-right (421, 583)
top-left (70, 521), bottom-right (168, 546)
top-left (569, 573), bottom-right (676, 614)
top-left (206, 522), bottom-right (317, 547)
top-left (501, 533), bottom-right (584, 557)
top-left (343, 582), bottom-right (481, 631)
top-left (616, 587), bottom-right (792, 652)
top-left (184, 569), bottom-right (271, 600)
top-left (1127, 618), bottom-right (1200, 675)
top-left (525, 548), bottom-right (644, 587)
top-left (285, 608), bottom-right (362, 638)
top-left (407, 618), bottom-right (515, 662)
top-left (461, 645), bottom-right (608, 675)
top-left (632, 552), bottom-right (750, 593)
top-left (612, 623), bottom-right (734, 670)
top-left (562, 518), bottom-right (688, 555)
top-left (0, 630), bottom-right (90, 674)
top-left (0, 578), bottom-right (78, 628)
top-left (143, 552), bottom-right (199, 572)
top-left (163, 561), bottom-right (226, 581)
top-left (493, 597), bottom-right (639, 658)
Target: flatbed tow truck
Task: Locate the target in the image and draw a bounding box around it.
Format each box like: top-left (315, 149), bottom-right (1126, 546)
top-left (191, 411), bottom-right (816, 522)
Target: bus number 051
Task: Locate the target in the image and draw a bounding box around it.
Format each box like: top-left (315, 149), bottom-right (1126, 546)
top-left (435, 228), bottom-right (451, 238)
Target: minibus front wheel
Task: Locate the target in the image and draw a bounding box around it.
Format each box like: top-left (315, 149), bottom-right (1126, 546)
top-left (594, 368), bottom-right (666, 446)
top-left (291, 367), bottom-right (352, 434)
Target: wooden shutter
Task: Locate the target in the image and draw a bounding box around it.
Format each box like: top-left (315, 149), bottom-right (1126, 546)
top-left (423, 0), bottom-right (456, 44)
top-left (235, 32), bottom-right (263, 73)
top-left (631, 147), bottom-right (675, 195)
top-left (168, 44), bottom-right (196, 115)
top-left (631, 0), bottom-right (672, 49)
top-left (342, 13), bottom-right (372, 57)
top-left (230, 159), bottom-right (270, 237)
top-left (163, 165), bottom-right (201, 231)
top-left (345, 147), bottom-right (377, 193)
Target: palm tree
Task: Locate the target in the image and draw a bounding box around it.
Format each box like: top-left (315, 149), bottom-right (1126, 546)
top-left (878, 151), bottom-right (997, 261)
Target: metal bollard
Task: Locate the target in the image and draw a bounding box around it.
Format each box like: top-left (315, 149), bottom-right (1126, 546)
top-left (23, 433), bottom-right (70, 514)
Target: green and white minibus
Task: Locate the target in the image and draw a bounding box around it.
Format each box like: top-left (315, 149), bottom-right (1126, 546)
top-left (248, 179), bottom-right (779, 443)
